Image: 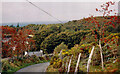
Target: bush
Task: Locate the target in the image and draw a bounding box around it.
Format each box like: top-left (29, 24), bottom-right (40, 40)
top-left (53, 59), bottom-right (62, 68)
top-left (39, 57), bottom-right (46, 60)
top-left (49, 55), bottom-right (62, 69)
top-left (14, 61), bottom-right (22, 67)
top-left (46, 65), bottom-right (59, 72)
top-left (50, 55), bottom-right (59, 65)
top-left (2, 61), bottom-right (11, 71)
top-left (2, 61), bottom-right (18, 72)
top-left (2, 55), bottom-right (48, 72)
top-left (53, 42), bottom-right (68, 55)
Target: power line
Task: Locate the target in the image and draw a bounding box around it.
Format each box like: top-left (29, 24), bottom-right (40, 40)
top-left (26, 0), bottom-right (63, 23)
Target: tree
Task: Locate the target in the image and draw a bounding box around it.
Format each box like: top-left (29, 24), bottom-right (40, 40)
top-left (53, 42), bottom-right (68, 55)
top-left (2, 26), bottom-right (17, 58)
top-left (17, 23), bottom-right (19, 27)
top-left (2, 26), bottom-right (35, 58)
top-left (84, 1), bottom-right (119, 70)
top-left (10, 25), bottom-right (14, 27)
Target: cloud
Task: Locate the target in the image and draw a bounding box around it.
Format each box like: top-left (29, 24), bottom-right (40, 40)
top-left (2, 2), bottom-right (118, 24)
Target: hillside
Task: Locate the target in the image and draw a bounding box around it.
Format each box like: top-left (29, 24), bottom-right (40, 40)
top-left (2, 1), bottom-right (120, 73)
top-left (23, 16), bottom-right (120, 53)
top-left (21, 15), bottom-right (120, 72)
top-left (2, 16), bottom-right (120, 73)
top-left (44, 16), bottom-right (120, 72)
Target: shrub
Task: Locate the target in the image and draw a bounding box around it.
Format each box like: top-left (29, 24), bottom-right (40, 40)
top-left (53, 59), bottom-right (62, 68)
top-left (53, 42), bottom-right (68, 55)
top-left (2, 55), bottom-right (48, 72)
top-left (14, 61), bottom-right (22, 67)
top-left (50, 55), bottom-right (59, 65)
top-left (39, 57), bottom-right (46, 60)
top-left (46, 65), bottom-right (59, 72)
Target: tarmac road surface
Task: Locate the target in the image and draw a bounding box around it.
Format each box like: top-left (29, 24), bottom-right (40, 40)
top-left (15, 62), bottom-right (50, 74)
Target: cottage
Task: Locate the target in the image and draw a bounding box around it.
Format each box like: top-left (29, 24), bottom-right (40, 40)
top-left (24, 50), bottom-right (43, 57)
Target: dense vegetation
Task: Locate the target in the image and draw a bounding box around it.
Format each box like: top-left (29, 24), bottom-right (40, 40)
top-left (45, 1), bottom-right (120, 73)
top-left (1, 1), bottom-right (120, 73)
top-left (2, 15), bottom-right (120, 73)
top-left (46, 32), bottom-right (119, 72)
top-left (2, 55), bottom-right (49, 73)
top-left (22, 16), bottom-right (120, 54)
top-left (2, 26), bottom-right (35, 58)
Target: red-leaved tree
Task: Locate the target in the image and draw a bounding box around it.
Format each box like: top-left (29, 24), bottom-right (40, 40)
top-left (2, 26), bottom-right (35, 58)
top-left (84, 1), bottom-right (119, 70)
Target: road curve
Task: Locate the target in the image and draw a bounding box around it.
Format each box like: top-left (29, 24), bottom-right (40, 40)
top-left (15, 62), bottom-right (49, 74)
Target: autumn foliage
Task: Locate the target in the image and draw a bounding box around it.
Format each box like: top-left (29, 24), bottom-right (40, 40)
top-left (2, 26), bottom-right (35, 58)
top-left (46, 1), bottom-right (119, 72)
top-left (84, 1), bottom-right (119, 43)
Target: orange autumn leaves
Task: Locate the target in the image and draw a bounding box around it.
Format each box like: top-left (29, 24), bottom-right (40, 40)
top-left (84, 1), bottom-right (118, 42)
top-left (96, 1), bottom-right (115, 16)
top-left (2, 26), bottom-right (35, 58)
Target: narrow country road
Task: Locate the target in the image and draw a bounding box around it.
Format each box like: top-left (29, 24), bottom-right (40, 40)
top-left (15, 62), bottom-right (49, 74)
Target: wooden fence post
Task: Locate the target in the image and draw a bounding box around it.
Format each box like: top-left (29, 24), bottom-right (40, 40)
top-left (99, 40), bottom-right (104, 70)
top-left (74, 53), bottom-right (81, 74)
top-left (67, 55), bottom-right (73, 74)
top-left (65, 56), bottom-right (69, 72)
top-left (87, 46), bottom-right (95, 72)
top-left (59, 49), bottom-right (63, 59)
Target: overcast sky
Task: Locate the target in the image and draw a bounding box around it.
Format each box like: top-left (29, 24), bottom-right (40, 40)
top-left (1, 1), bottom-right (118, 25)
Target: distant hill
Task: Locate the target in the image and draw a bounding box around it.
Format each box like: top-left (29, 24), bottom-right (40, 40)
top-left (1, 21), bottom-right (67, 27)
